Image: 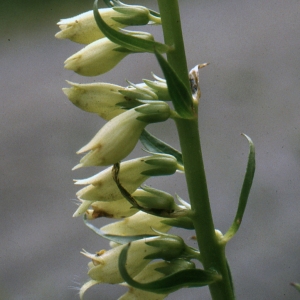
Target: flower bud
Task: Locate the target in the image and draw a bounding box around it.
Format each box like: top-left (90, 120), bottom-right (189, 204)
top-left (64, 37), bottom-right (132, 76)
top-left (101, 211), bottom-right (171, 235)
top-left (55, 7), bottom-right (151, 44)
top-left (73, 154), bottom-right (177, 216)
top-left (73, 103), bottom-right (170, 168)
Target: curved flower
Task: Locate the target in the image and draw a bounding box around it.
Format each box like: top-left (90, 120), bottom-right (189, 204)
top-left (101, 211), bottom-right (171, 235)
top-left (73, 102), bottom-right (170, 168)
top-left (62, 81), bottom-right (127, 120)
top-left (64, 37), bottom-right (133, 76)
top-left (73, 154), bottom-right (177, 216)
top-left (82, 235), bottom-right (185, 281)
top-left (55, 7), bottom-right (152, 44)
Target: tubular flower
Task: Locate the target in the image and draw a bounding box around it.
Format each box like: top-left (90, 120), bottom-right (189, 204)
top-left (62, 81), bottom-right (128, 120)
top-left (85, 186), bottom-right (174, 220)
top-left (80, 235), bottom-right (187, 294)
top-left (64, 31), bottom-right (154, 76)
top-left (62, 79), bottom-right (168, 121)
top-left (85, 198), bottom-right (138, 220)
top-left (55, 6), bottom-right (153, 44)
top-left (64, 37), bottom-right (132, 76)
top-left (73, 154), bottom-right (177, 216)
top-left (100, 211), bottom-right (171, 235)
top-left (73, 102), bottom-right (171, 169)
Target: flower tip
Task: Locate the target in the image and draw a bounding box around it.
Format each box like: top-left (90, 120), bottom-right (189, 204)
top-left (72, 163), bottom-right (83, 171)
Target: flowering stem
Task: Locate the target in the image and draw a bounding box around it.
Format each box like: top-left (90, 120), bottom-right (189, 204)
top-left (157, 0), bottom-right (235, 299)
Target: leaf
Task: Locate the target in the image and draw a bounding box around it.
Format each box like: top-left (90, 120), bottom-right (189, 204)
top-left (93, 0), bottom-right (169, 53)
top-left (222, 134), bottom-right (255, 243)
top-left (140, 130), bottom-right (183, 168)
top-left (119, 243), bottom-right (219, 294)
top-left (154, 51), bottom-right (194, 118)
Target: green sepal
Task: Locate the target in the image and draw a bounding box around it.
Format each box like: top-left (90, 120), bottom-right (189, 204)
top-left (119, 243), bottom-right (219, 294)
top-left (154, 50), bottom-right (194, 118)
top-left (155, 259), bottom-right (195, 275)
top-left (222, 134), bottom-right (255, 243)
top-left (83, 215), bottom-right (156, 244)
top-left (143, 79), bottom-right (171, 100)
top-left (142, 154), bottom-right (177, 174)
top-left (161, 216), bottom-right (194, 229)
top-left (134, 185), bottom-right (175, 210)
top-left (94, 0), bottom-right (169, 53)
top-left (112, 6), bottom-right (150, 26)
top-left (115, 99), bottom-right (142, 109)
top-left (140, 167), bottom-right (175, 176)
top-left (135, 102), bottom-right (170, 123)
top-left (103, 0), bottom-right (160, 19)
top-left (140, 130), bottom-right (183, 167)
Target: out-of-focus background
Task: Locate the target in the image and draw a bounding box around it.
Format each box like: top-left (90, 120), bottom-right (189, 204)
top-left (1, 0), bottom-right (300, 299)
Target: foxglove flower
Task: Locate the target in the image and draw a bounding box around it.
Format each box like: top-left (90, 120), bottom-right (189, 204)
top-left (64, 37), bottom-right (132, 76)
top-left (62, 81), bottom-right (127, 120)
top-left (80, 235), bottom-right (186, 294)
top-left (55, 7), bottom-right (153, 44)
top-left (100, 211), bottom-right (171, 235)
top-left (73, 102), bottom-right (171, 169)
top-left (73, 154), bottom-right (177, 217)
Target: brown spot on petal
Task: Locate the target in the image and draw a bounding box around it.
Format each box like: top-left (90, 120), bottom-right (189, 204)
top-left (92, 209), bottom-right (113, 219)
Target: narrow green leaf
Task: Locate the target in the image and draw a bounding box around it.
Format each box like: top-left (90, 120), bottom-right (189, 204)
top-left (140, 130), bottom-right (183, 167)
top-left (291, 282), bottom-right (300, 293)
top-left (154, 51), bottom-right (194, 118)
top-left (223, 134), bottom-right (255, 243)
top-left (93, 0), bottom-right (169, 53)
top-left (119, 243), bottom-right (219, 294)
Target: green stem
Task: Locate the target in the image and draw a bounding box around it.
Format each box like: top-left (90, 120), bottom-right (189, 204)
top-left (157, 0), bottom-right (190, 92)
top-left (157, 0), bottom-right (235, 299)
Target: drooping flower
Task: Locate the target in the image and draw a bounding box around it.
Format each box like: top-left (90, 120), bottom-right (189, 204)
top-left (64, 37), bottom-right (132, 76)
top-left (62, 81), bottom-right (127, 120)
top-left (73, 102), bottom-right (171, 169)
top-left (73, 154), bottom-right (178, 217)
top-left (100, 211), bottom-right (171, 235)
top-left (55, 7), bottom-right (153, 44)
top-left (79, 235), bottom-right (188, 299)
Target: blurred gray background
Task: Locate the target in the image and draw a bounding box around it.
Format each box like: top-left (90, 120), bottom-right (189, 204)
top-left (1, 0), bottom-right (300, 299)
